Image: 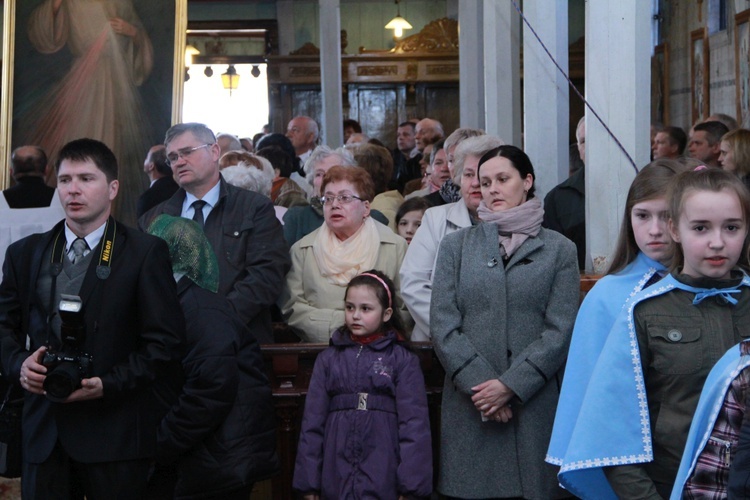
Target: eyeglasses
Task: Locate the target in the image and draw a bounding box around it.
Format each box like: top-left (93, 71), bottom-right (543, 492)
top-left (320, 194), bottom-right (364, 205)
top-left (166, 144), bottom-right (213, 166)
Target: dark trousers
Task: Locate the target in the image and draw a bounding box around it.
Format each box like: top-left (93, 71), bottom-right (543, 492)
top-left (22, 441), bottom-right (151, 500)
top-left (146, 462), bottom-right (254, 500)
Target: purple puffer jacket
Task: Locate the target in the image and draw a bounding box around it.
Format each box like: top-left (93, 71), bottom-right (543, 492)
top-left (293, 328), bottom-right (433, 499)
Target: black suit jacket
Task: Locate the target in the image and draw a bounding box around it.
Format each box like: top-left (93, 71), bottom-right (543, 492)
top-left (139, 178), bottom-right (291, 343)
top-left (0, 218), bottom-right (185, 464)
top-left (136, 176), bottom-right (179, 218)
top-left (2, 177), bottom-right (55, 208)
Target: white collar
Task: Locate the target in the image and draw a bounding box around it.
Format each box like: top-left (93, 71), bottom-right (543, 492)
top-left (64, 219), bottom-right (107, 252)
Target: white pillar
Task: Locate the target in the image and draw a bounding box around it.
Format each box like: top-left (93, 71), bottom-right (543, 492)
top-left (458, 0), bottom-right (484, 129)
top-left (585, 0), bottom-right (651, 273)
top-left (523, 0), bottom-right (569, 200)
top-left (319, 0), bottom-right (343, 147)
top-left (484, 1), bottom-right (521, 146)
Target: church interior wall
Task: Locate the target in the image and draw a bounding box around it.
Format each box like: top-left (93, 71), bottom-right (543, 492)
top-left (663, 0), bottom-right (750, 129)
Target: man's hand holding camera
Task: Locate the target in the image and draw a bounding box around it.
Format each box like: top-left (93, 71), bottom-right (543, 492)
top-left (64, 377), bottom-right (103, 402)
top-left (20, 339), bottom-right (103, 402)
top-left (20, 346), bottom-right (48, 396)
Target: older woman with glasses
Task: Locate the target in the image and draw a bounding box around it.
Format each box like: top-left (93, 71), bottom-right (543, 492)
top-left (400, 135), bottom-right (503, 341)
top-left (281, 146), bottom-right (390, 247)
top-left (282, 166), bottom-right (411, 342)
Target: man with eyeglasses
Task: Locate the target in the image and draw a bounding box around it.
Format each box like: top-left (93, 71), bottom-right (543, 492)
top-left (139, 123), bottom-right (291, 344)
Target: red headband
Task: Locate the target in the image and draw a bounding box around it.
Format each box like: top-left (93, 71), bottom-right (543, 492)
top-left (358, 273), bottom-right (392, 308)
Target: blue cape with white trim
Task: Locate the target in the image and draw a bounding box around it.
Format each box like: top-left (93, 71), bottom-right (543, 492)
top-left (547, 253), bottom-right (663, 467)
top-left (670, 341), bottom-right (750, 499)
top-left (557, 273), bottom-right (750, 499)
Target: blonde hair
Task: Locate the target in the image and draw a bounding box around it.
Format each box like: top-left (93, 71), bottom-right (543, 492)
top-left (721, 128), bottom-right (750, 177)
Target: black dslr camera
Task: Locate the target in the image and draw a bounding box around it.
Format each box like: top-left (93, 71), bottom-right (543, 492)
top-left (42, 295), bottom-right (93, 402)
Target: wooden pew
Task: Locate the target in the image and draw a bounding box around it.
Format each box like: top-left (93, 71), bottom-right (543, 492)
top-left (260, 275), bottom-right (600, 498)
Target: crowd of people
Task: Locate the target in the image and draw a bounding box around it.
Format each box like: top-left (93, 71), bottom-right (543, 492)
top-left (4, 112), bottom-right (750, 499)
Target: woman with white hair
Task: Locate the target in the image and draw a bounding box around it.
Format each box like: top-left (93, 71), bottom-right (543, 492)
top-left (399, 135), bottom-right (504, 341)
top-left (282, 145), bottom-right (390, 246)
top-left (220, 154), bottom-right (288, 225)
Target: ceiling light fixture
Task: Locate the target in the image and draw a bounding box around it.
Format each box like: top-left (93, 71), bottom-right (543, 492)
top-left (385, 0), bottom-right (412, 39)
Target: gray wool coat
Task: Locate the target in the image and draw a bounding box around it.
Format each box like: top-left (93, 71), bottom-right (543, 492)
top-left (431, 223), bottom-right (579, 499)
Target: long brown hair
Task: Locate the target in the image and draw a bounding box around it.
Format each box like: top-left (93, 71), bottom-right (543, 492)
top-left (606, 159), bottom-right (687, 275)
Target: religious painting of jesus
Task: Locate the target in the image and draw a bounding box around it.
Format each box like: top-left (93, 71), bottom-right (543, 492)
top-left (1, 0), bottom-right (186, 225)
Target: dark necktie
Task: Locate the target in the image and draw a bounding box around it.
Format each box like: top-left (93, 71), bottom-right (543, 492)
top-left (191, 200), bottom-right (207, 227)
top-left (71, 238), bottom-right (88, 264)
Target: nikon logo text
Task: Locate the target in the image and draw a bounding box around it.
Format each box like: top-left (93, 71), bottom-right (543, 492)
top-left (102, 240), bottom-right (112, 262)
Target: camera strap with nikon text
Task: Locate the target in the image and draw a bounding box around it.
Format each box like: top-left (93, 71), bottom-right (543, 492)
top-left (49, 218), bottom-right (116, 280)
top-left (45, 218), bottom-right (117, 345)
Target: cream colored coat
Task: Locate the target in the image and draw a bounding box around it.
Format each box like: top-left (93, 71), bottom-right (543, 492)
top-left (399, 200), bottom-right (472, 340)
top-left (282, 220), bottom-right (411, 342)
top-left (370, 190), bottom-right (404, 231)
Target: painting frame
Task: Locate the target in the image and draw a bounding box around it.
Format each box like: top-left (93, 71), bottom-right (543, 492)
top-left (651, 42), bottom-right (670, 125)
top-left (735, 10), bottom-right (750, 128)
top-left (0, 0), bottom-right (187, 204)
top-left (690, 27), bottom-right (710, 124)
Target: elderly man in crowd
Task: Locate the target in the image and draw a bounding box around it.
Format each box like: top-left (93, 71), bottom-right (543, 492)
top-left (137, 145), bottom-right (179, 217)
top-left (216, 133), bottom-right (243, 157)
top-left (543, 116), bottom-right (586, 269)
top-left (139, 122), bottom-right (291, 344)
top-left (399, 118), bottom-right (444, 193)
top-left (286, 116), bottom-right (319, 164)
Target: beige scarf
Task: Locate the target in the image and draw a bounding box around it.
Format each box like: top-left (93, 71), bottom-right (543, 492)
top-left (313, 217), bottom-right (381, 286)
top-left (476, 197), bottom-right (544, 259)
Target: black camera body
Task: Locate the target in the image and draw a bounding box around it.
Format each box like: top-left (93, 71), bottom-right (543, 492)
top-left (42, 295), bottom-right (93, 402)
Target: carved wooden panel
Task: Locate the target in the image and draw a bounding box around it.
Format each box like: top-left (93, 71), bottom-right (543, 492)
top-left (418, 84), bottom-right (459, 138)
top-left (348, 84), bottom-right (406, 150)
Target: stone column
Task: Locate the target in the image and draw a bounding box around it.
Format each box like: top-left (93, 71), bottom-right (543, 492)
top-left (484, 1), bottom-right (521, 146)
top-left (585, 0), bottom-right (651, 272)
top-left (319, 0), bottom-right (343, 147)
top-left (458, 0), bottom-right (484, 130)
top-left (522, 0), bottom-right (569, 199)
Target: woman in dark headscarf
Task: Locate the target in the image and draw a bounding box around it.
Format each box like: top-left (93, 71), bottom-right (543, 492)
top-left (147, 215), bottom-right (278, 499)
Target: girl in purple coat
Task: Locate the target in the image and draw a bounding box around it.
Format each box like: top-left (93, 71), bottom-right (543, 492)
top-left (293, 270), bottom-right (433, 499)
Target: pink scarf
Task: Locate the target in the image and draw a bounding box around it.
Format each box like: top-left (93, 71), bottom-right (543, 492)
top-left (476, 198), bottom-right (544, 258)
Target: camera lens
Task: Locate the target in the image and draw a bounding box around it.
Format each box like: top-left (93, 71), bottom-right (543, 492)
top-left (43, 363), bottom-right (82, 402)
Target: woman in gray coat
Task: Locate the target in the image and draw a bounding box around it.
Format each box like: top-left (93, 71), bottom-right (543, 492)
top-left (431, 145), bottom-right (579, 499)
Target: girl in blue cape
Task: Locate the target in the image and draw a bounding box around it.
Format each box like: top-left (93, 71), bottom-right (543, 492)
top-left (557, 167), bottom-right (750, 499)
top-left (669, 340), bottom-right (750, 499)
top-left (547, 160), bottom-right (685, 472)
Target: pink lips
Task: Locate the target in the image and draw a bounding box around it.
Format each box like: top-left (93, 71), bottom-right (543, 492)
top-left (706, 256), bottom-right (728, 266)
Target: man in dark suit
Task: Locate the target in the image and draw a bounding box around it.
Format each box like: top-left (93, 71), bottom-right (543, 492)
top-left (0, 138), bottom-right (185, 499)
top-left (136, 145), bottom-right (178, 217)
top-left (2, 146), bottom-right (55, 208)
top-left (139, 122), bottom-right (291, 344)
